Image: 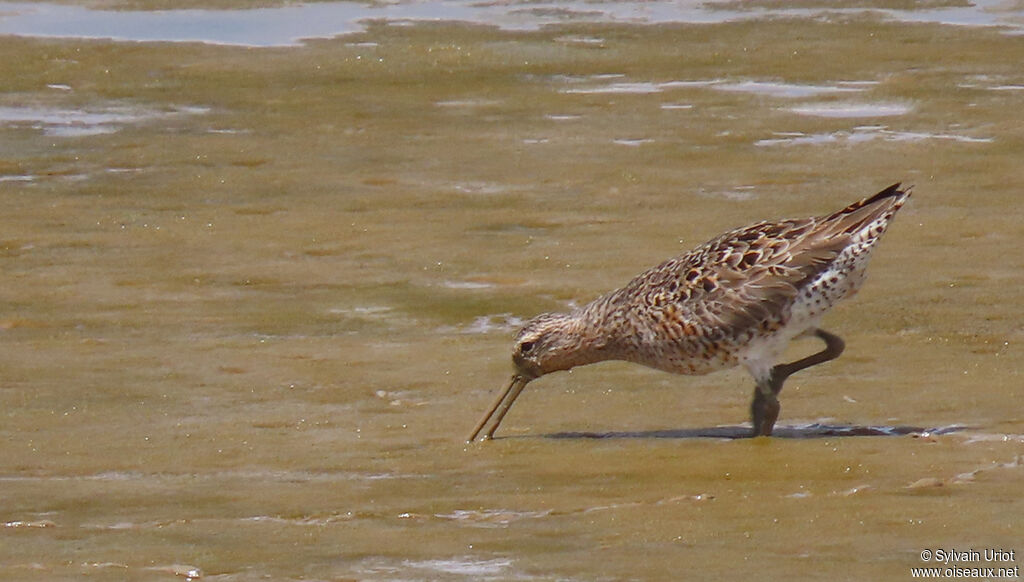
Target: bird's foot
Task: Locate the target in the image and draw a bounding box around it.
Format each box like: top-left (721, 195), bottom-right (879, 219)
top-left (750, 389), bottom-right (780, 437)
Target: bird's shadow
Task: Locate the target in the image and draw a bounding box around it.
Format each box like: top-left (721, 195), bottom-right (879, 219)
top-left (544, 422), bottom-right (967, 440)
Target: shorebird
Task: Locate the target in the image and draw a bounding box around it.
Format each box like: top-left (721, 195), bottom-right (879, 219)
top-left (468, 183), bottom-right (912, 441)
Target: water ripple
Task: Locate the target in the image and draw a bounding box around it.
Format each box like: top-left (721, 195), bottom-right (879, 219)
top-left (0, 1), bottom-right (1021, 47)
top-left (756, 126), bottom-right (993, 146)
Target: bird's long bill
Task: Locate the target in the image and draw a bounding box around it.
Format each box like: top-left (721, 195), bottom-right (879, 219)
top-left (466, 375), bottom-right (530, 442)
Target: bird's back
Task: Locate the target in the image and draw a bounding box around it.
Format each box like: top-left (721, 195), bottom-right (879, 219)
top-left (583, 183), bottom-right (912, 375)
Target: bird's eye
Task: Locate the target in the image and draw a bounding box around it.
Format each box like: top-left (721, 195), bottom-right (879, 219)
top-left (519, 341), bottom-right (535, 354)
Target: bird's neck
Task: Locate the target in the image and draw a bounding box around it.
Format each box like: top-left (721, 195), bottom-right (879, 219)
top-left (533, 309), bottom-right (612, 373)
top-left (563, 300), bottom-right (634, 366)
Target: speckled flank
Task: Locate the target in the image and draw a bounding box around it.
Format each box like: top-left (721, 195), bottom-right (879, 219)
top-left (470, 183), bottom-right (912, 441)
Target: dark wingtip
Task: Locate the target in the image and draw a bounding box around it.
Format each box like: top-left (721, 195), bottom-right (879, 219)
top-left (826, 182), bottom-right (913, 224)
top-left (862, 182), bottom-right (912, 206)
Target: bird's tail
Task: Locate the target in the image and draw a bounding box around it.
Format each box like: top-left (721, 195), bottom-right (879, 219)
top-left (825, 182), bottom-right (912, 236)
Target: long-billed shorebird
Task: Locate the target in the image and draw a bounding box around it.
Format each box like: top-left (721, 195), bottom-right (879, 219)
top-left (468, 183), bottom-right (912, 441)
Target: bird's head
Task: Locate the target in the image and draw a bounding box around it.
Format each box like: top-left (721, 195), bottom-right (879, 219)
top-left (466, 311), bottom-right (586, 442)
top-left (511, 312), bottom-right (586, 379)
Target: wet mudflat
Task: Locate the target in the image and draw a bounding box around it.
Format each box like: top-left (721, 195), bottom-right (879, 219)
top-left (0, 1), bottom-right (1021, 580)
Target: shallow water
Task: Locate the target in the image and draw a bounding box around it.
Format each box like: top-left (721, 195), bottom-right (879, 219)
top-left (1, 1), bottom-right (1022, 580)
top-left (1, 0), bottom-right (1024, 46)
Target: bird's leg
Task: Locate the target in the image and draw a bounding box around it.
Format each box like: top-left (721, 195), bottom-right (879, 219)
top-left (750, 328), bottom-right (845, 437)
top-left (750, 379), bottom-right (780, 437)
top-left (771, 329), bottom-right (845, 387)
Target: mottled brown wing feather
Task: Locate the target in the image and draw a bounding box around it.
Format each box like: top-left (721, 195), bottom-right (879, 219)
top-left (680, 219), bottom-right (849, 332)
top-left (639, 183), bottom-right (909, 335)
